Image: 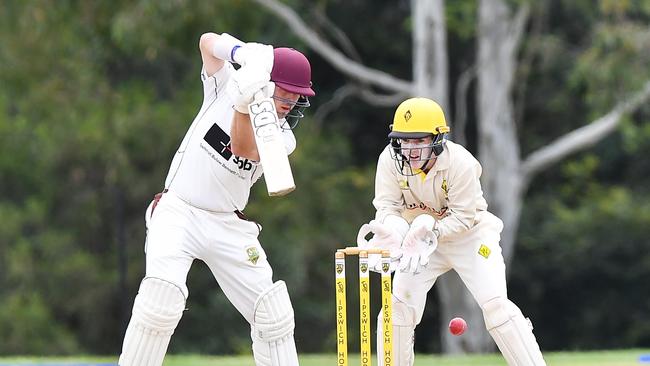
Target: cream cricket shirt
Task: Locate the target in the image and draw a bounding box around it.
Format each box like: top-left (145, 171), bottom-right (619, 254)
top-left (373, 140), bottom-right (488, 241)
top-left (164, 63), bottom-right (297, 212)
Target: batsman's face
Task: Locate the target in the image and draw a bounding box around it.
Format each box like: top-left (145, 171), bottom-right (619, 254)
top-left (273, 87), bottom-right (300, 119)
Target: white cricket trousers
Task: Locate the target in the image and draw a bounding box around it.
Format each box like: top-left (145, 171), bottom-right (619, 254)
top-left (393, 211), bottom-right (507, 323)
top-left (144, 190), bottom-right (274, 324)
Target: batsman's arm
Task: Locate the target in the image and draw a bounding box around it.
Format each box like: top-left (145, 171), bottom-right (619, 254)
top-left (199, 33), bottom-right (228, 76)
top-left (230, 111), bottom-right (260, 162)
top-left (200, 32), bottom-right (273, 76)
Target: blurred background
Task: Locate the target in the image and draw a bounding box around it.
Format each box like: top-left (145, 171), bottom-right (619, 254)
top-left (1, 0), bottom-right (649, 357)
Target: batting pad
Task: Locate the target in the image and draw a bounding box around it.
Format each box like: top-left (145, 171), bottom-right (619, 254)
top-left (251, 280), bottom-right (299, 366)
top-left (482, 297), bottom-right (546, 366)
top-left (119, 277), bottom-right (185, 366)
top-left (377, 297), bottom-right (416, 366)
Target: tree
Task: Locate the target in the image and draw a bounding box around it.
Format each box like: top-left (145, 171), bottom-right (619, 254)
top-left (252, 0), bottom-right (650, 353)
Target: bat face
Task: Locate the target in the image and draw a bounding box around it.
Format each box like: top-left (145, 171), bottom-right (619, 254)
top-left (248, 94), bottom-right (296, 196)
top-left (249, 99), bottom-right (280, 142)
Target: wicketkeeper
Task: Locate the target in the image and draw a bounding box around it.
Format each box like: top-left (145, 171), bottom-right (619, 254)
top-left (118, 32), bottom-right (315, 366)
top-left (357, 97), bottom-right (546, 366)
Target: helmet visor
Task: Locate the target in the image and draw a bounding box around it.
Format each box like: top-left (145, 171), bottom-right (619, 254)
top-left (389, 134), bottom-right (446, 176)
top-left (273, 95), bottom-right (310, 130)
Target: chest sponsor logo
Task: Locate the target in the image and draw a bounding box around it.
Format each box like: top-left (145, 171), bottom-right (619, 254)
top-left (405, 201), bottom-right (448, 219)
top-left (203, 123), bottom-right (253, 172)
top-left (203, 123), bottom-right (233, 160)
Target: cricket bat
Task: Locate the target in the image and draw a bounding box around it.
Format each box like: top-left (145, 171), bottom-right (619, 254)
top-left (248, 90), bottom-right (296, 196)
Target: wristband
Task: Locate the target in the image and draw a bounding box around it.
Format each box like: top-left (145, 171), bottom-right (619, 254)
top-left (230, 45), bottom-right (242, 64)
top-left (211, 33), bottom-right (244, 62)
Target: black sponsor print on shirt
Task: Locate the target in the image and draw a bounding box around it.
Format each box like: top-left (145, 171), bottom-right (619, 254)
top-left (203, 123), bottom-right (253, 171)
top-left (204, 123), bottom-right (233, 160)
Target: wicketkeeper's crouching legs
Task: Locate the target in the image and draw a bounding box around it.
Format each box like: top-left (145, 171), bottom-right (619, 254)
top-left (118, 277), bottom-right (186, 366)
top-left (482, 297), bottom-right (546, 366)
top-left (251, 280), bottom-right (300, 366)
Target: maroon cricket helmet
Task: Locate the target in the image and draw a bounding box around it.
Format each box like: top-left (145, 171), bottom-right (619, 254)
top-left (271, 47), bottom-right (315, 97)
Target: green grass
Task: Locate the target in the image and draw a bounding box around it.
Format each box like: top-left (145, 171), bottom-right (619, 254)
top-left (1, 349), bottom-right (649, 366)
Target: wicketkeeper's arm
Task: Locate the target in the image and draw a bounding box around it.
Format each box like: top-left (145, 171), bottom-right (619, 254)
top-left (373, 147), bottom-right (407, 222)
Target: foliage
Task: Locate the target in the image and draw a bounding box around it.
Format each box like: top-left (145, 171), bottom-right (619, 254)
top-left (513, 129), bottom-right (650, 350)
top-left (0, 0), bottom-right (649, 355)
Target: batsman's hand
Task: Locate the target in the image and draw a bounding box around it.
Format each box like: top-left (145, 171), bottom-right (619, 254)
top-left (399, 215), bottom-right (438, 274)
top-left (232, 42), bottom-right (274, 73)
top-left (227, 65), bottom-right (273, 113)
top-left (356, 219), bottom-right (404, 272)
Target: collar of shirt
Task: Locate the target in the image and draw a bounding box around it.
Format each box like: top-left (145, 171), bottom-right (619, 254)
top-left (411, 146), bottom-right (449, 182)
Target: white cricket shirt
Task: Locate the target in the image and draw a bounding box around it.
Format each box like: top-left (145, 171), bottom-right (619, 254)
top-left (163, 63), bottom-right (296, 212)
top-left (373, 140), bottom-right (489, 241)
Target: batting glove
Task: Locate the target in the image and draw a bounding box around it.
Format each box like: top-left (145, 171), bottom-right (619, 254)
top-left (227, 65), bottom-right (273, 114)
top-left (232, 42), bottom-right (274, 73)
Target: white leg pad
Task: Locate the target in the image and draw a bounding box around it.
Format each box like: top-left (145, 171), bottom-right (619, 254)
top-left (482, 297), bottom-right (546, 366)
top-left (377, 296), bottom-right (416, 366)
top-left (119, 277), bottom-right (186, 366)
top-left (250, 280), bottom-right (299, 366)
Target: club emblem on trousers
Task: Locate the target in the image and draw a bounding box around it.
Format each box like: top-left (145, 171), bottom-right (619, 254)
top-left (246, 246), bottom-right (260, 265)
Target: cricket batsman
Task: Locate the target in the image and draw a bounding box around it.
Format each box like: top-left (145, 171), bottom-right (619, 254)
top-left (118, 32), bottom-right (315, 366)
top-left (356, 97), bottom-right (546, 365)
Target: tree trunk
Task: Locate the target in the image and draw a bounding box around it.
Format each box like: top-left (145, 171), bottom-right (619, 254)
top-left (412, 0), bottom-right (449, 110)
top-left (477, 0), bottom-right (528, 266)
top-left (435, 0), bottom-right (531, 354)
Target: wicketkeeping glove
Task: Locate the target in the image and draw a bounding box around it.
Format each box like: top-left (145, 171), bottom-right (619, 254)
top-left (399, 214), bottom-right (438, 274)
top-left (356, 216), bottom-right (408, 272)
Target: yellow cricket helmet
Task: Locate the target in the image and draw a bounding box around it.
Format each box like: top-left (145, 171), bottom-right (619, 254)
top-left (388, 97), bottom-right (450, 139)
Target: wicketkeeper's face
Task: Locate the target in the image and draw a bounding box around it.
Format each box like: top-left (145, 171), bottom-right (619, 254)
top-left (399, 136), bottom-right (435, 169)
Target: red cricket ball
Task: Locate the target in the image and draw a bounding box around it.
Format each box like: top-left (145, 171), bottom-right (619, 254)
top-left (448, 317), bottom-right (467, 336)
